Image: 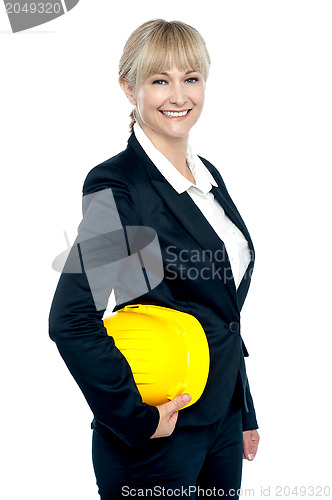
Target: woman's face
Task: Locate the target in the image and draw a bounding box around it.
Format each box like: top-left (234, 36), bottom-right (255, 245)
top-left (126, 66), bottom-right (205, 142)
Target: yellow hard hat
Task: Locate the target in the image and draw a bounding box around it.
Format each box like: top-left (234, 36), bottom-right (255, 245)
top-left (103, 304), bottom-right (210, 409)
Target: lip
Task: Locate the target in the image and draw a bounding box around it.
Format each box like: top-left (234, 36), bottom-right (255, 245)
top-left (159, 109), bottom-right (192, 119)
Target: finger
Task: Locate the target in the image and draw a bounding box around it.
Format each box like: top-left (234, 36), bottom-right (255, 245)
top-left (246, 433), bottom-right (259, 459)
top-left (243, 438), bottom-right (254, 461)
top-left (243, 446), bottom-right (254, 461)
top-left (166, 394), bottom-right (191, 414)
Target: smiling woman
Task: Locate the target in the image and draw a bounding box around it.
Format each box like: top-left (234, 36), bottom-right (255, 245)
top-left (49, 18), bottom-right (260, 500)
top-left (119, 20), bottom-right (210, 180)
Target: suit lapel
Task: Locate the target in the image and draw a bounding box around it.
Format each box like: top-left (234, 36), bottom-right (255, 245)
top-left (199, 158), bottom-right (254, 255)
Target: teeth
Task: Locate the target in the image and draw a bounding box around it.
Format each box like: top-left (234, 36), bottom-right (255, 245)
top-left (162, 110), bottom-right (189, 117)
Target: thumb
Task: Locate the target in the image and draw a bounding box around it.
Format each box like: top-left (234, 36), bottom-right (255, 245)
top-left (166, 393), bottom-right (191, 414)
top-left (243, 430), bottom-right (255, 461)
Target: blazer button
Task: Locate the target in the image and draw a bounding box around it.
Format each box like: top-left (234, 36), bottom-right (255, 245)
top-left (229, 321), bottom-right (239, 333)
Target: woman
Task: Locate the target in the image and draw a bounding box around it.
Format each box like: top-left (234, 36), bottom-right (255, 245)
top-left (49, 19), bottom-right (260, 499)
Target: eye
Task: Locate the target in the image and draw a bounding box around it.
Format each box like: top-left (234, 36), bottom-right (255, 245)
top-left (185, 77), bottom-right (199, 84)
top-left (152, 79), bottom-right (168, 85)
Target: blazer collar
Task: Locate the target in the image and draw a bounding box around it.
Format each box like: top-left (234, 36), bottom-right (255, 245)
top-left (133, 122), bottom-right (218, 196)
top-left (127, 132), bottom-right (254, 300)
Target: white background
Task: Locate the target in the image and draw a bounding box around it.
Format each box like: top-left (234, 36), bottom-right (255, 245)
top-left (1, 1), bottom-right (331, 499)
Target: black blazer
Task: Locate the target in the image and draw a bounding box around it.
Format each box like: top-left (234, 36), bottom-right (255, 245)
top-left (49, 131), bottom-right (258, 447)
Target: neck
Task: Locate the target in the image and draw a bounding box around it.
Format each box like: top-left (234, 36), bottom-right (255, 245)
top-left (138, 122), bottom-right (189, 176)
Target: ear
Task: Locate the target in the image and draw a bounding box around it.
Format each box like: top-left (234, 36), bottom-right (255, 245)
top-left (120, 78), bottom-right (137, 106)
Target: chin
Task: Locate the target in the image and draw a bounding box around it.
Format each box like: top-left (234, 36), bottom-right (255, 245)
top-left (161, 125), bottom-right (193, 138)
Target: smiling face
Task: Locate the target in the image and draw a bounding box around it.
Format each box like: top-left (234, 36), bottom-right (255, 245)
top-left (122, 66), bottom-right (205, 144)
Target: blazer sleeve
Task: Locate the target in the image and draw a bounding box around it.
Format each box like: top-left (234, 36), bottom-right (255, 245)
top-left (242, 380), bottom-right (259, 431)
top-left (48, 164), bottom-right (160, 447)
top-left (240, 343), bottom-right (258, 431)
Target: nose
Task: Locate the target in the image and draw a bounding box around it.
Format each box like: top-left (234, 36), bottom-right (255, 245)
top-left (169, 83), bottom-right (188, 107)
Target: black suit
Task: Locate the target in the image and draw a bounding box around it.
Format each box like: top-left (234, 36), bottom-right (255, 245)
top-left (49, 131), bottom-right (258, 454)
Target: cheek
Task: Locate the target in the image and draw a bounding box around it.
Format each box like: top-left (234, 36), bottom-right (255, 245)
top-left (195, 88), bottom-right (205, 107)
top-left (136, 87), bottom-right (164, 115)
top-left (188, 84), bottom-right (205, 110)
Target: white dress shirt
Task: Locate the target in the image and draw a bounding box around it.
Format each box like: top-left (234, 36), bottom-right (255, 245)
top-left (133, 123), bottom-right (251, 289)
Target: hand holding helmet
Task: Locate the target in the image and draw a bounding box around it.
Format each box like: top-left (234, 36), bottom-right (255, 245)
top-left (150, 393), bottom-right (192, 439)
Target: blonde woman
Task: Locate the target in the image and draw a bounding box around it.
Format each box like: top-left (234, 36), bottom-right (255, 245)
top-left (49, 19), bottom-right (260, 499)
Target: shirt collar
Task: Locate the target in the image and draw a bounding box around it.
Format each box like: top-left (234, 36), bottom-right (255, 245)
top-left (133, 122), bottom-right (218, 195)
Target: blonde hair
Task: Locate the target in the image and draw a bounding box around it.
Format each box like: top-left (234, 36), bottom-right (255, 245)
top-left (119, 19), bottom-right (211, 132)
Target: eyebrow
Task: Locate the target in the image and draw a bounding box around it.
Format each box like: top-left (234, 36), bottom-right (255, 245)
top-left (157, 70), bottom-right (197, 76)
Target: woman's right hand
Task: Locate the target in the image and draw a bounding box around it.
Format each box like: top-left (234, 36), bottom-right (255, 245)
top-left (150, 394), bottom-right (191, 439)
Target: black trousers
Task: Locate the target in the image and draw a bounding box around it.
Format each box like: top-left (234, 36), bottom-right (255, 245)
top-left (91, 388), bottom-right (243, 499)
